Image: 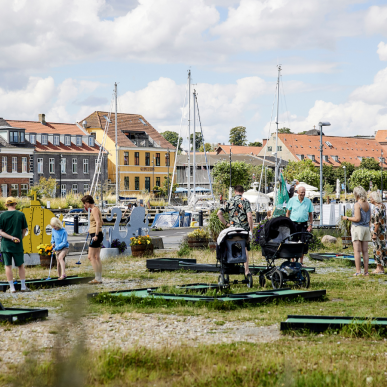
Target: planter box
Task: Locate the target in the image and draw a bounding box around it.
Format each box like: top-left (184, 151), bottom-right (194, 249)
top-left (100, 248), bottom-right (119, 260)
top-left (208, 241), bottom-right (216, 251)
top-left (40, 254), bottom-right (57, 268)
top-left (131, 244), bottom-right (154, 257)
top-left (341, 236), bottom-right (352, 245)
top-left (188, 238), bottom-right (209, 249)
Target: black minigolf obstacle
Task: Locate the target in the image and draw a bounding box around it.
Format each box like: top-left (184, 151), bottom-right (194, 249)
top-left (309, 253), bottom-right (376, 265)
top-left (280, 315), bottom-right (387, 333)
top-left (0, 301), bottom-right (48, 323)
top-left (0, 275), bottom-right (94, 292)
top-left (146, 258), bottom-right (316, 274)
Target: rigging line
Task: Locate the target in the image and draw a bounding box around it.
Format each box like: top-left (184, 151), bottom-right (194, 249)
top-left (258, 83), bottom-right (278, 193)
top-left (280, 76), bottom-right (291, 130)
top-left (168, 77), bottom-right (189, 204)
top-left (194, 92), bottom-right (215, 202)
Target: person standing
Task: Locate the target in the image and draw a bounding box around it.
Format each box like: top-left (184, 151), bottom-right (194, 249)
top-left (217, 185), bottom-right (254, 276)
top-left (0, 197), bottom-right (30, 293)
top-left (286, 186), bottom-right (313, 265)
top-left (81, 195), bottom-right (104, 284)
top-left (368, 191), bottom-right (386, 274)
top-left (50, 217), bottom-right (69, 280)
top-left (342, 186), bottom-right (371, 276)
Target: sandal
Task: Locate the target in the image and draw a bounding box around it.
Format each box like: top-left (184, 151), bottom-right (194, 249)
top-left (363, 272), bottom-right (369, 276)
top-left (88, 279), bottom-right (102, 284)
top-left (58, 275), bottom-right (67, 280)
top-left (372, 270), bottom-right (385, 274)
top-left (353, 272), bottom-right (362, 276)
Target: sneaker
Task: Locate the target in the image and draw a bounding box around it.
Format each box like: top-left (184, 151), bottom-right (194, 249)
top-left (6, 288), bottom-right (16, 294)
top-left (20, 287), bottom-right (32, 292)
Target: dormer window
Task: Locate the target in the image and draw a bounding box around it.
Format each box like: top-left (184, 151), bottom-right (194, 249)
top-left (9, 131), bottom-right (20, 143)
top-left (88, 136), bottom-right (95, 147)
top-left (30, 134), bottom-right (36, 144)
top-left (332, 155), bottom-right (339, 162)
top-left (324, 155), bottom-right (329, 161)
top-left (20, 131), bottom-right (25, 143)
top-left (64, 135), bottom-right (71, 146)
top-left (53, 135), bottom-right (60, 146)
top-left (41, 134), bottom-right (48, 145)
top-left (76, 136), bottom-right (82, 147)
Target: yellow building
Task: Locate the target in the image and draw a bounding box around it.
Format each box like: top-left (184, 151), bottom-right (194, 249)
top-left (78, 111), bottom-right (175, 194)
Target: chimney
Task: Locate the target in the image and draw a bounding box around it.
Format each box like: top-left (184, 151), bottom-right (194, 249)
top-left (39, 114), bottom-right (46, 125)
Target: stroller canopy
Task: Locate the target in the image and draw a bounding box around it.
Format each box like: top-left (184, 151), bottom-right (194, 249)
top-left (259, 216), bottom-right (296, 247)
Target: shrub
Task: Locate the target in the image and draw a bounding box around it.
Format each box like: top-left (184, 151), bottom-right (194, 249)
top-left (111, 239), bottom-right (127, 254)
top-left (187, 228), bottom-right (209, 240)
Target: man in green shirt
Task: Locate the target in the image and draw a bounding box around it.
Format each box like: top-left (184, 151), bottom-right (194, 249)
top-left (0, 197), bottom-right (30, 293)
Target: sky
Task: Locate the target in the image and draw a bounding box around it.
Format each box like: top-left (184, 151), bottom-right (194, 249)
top-left (2, 0), bottom-right (387, 146)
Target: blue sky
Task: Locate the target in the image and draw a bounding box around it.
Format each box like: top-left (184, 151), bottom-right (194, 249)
top-left (1, 0), bottom-right (387, 145)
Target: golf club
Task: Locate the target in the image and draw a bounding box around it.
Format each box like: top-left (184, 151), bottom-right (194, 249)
top-left (45, 251), bottom-right (54, 280)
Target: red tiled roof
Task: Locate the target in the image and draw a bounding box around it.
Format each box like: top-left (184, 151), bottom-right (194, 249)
top-left (216, 144), bottom-right (263, 156)
top-left (6, 120), bottom-right (85, 135)
top-left (375, 130), bottom-right (387, 144)
top-left (278, 133), bottom-right (383, 167)
top-left (79, 111), bottom-right (175, 150)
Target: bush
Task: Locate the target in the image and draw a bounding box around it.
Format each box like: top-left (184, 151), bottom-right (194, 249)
top-left (308, 231), bottom-right (327, 252)
top-left (187, 228), bottom-right (209, 240)
top-left (111, 239), bottom-right (127, 254)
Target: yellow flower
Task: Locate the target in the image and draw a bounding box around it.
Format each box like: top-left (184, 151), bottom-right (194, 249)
top-left (147, 241), bottom-right (150, 244)
top-left (138, 241), bottom-right (141, 244)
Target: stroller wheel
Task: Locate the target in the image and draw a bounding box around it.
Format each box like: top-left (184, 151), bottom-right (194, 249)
top-left (246, 273), bottom-right (253, 288)
top-left (224, 274), bottom-right (230, 284)
top-left (259, 273), bottom-right (266, 288)
top-left (271, 269), bottom-right (283, 289)
top-left (218, 274), bottom-right (225, 286)
top-left (299, 269), bottom-right (310, 288)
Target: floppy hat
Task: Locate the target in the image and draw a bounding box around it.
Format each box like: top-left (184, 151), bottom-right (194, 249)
top-left (5, 197), bottom-right (17, 205)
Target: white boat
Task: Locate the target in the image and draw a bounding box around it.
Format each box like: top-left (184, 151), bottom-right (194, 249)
top-left (62, 213), bottom-right (88, 226)
top-left (243, 182), bottom-right (271, 211)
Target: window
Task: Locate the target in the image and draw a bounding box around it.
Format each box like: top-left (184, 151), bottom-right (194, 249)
top-left (124, 152), bottom-right (129, 165)
top-left (277, 146), bottom-right (282, 151)
top-left (1, 184), bottom-right (7, 197)
top-left (95, 158), bottom-right (100, 174)
top-left (61, 184), bottom-right (66, 196)
top-left (9, 131), bottom-right (19, 143)
top-left (12, 157), bottom-right (17, 173)
top-left (49, 158), bottom-right (55, 173)
top-left (307, 155), bottom-right (315, 161)
top-left (72, 184), bottom-right (78, 194)
top-left (41, 134), bottom-right (48, 145)
top-left (145, 152), bottom-right (150, 166)
top-left (124, 176), bottom-right (129, 189)
top-left (296, 154), bottom-right (304, 160)
top-left (76, 136), bottom-right (82, 147)
top-left (135, 152), bottom-right (139, 165)
top-left (83, 159), bottom-right (89, 174)
top-left (139, 118), bottom-right (147, 125)
top-left (145, 177), bottom-right (150, 192)
top-left (1, 156), bottom-right (6, 172)
top-left (20, 131), bottom-right (25, 143)
top-left (155, 153), bottom-right (160, 166)
top-left (156, 177), bottom-right (160, 187)
top-left (83, 184), bottom-right (89, 193)
top-left (61, 158), bottom-right (66, 173)
top-left (88, 136), bottom-right (95, 147)
top-left (332, 155), bottom-right (339, 162)
top-left (65, 135), bottom-right (71, 146)
top-left (72, 158), bottom-right (78, 173)
top-left (21, 184), bottom-right (28, 196)
top-left (267, 146), bottom-right (272, 151)
top-left (324, 155), bottom-right (329, 162)
top-left (53, 135), bottom-right (59, 146)
top-left (30, 134), bottom-right (36, 144)
top-left (165, 153), bottom-right (170, 166)
top-left (135, 177), bottom-right (139, 190)
top-left (22, 157), bottom-right (27, 173)
top-left (11, 184), bottom-right (18, 197)
top-left (37, 158), bottom-right (43, 174)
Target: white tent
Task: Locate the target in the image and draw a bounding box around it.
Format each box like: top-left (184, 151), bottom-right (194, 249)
top-left (296, 182), bottom-right (318, 191)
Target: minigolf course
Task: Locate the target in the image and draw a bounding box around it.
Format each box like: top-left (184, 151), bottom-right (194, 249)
top-left (0, 275), bottom-right (94, 292)
top-left (0, 301), bottom-right (48, 323)
top-left (309, 253), bottom-right (376, 264)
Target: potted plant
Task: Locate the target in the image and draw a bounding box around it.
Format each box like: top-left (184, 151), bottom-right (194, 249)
top-left (37, 244), bottom-right (56, 268)
top-left (187, 228), bottom-right (210, 249)
top-left (111, 239), bottom-right (127, 254)
top-left (130, 235), bottom-right (154, 257)
top-left (206, 209), bottom-right (228, 250)
top-left (337, 209), bottom-right (352, 245)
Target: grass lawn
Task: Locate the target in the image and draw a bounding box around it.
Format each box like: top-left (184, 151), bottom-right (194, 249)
top-left (1, 241), bottom-right (387, 386)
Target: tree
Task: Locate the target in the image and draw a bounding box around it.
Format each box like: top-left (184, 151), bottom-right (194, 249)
top-left (190, 132), bottom-right (204, 151)
top-left (322, 164), bottom-right (336, 186)
top-left (248, 141), bottom-right (262, 147)
top-left (324, 182), bottom-right (334, 199)
top-left (212, 160), bottom-right (251, 194)
top-left (334, 162), bottom-right (356, 184)
top-left (160, 131), bottom-right (182, 152)
top-left (360, 157), bottom-right (381, 171)
top-left (199, 143), bottom-right (213, 152)
top-left (278, 127), bottom-right (292, 134)
top-left (30, 177), bottom-right (57, 198)
top-left (250, 165), bottom-right (274, 185)
top-left (229, 126), bottom-right (247, 146)
top-left (349, 169), bottom-right (379, 190)
top-left (283, 159), bottom-right (318, 182)
top-left (296, 169), bottom-right (320, 188)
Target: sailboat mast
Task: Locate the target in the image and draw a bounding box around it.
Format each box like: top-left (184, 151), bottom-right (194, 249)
top-left (273, 65), bottom-right (281, 206)
top-left (187, 70), bottom-right (191, 200)
top-left (193, 89), bottom-right (197, 204)
top-left (115, 82), bottom-right (119, 204)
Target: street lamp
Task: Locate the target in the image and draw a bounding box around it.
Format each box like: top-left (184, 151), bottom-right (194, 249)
top-left (152, 157), bottom-right (155, 192)
top-left (381, 149), bottom-right (384, 201)
top-left (343, 166), bottom-right (346, 201)
top-left (167, 148), bottom-right (170, 197)
top-left (319, 121), bottom-right (331, 226)
top-left (59, 154), bottom-right (63, 198)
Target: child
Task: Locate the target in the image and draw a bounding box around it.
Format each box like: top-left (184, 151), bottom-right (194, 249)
top-left (50, 217), bottom-right (69, 280)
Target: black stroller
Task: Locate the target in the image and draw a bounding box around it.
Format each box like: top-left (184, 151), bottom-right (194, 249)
top-left (216, 227), bottom-right (253, 288)
top-left (258, 216), bottom-right (313, 289)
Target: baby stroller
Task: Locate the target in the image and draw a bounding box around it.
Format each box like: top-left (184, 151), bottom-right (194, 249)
top-left (258, 216), bottom-right (313, 289)
top-left (216, 227), bottom-right (253, 288)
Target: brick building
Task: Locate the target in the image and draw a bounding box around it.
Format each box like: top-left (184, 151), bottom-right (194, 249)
top-left (0, 119), bottom-right (34, 197)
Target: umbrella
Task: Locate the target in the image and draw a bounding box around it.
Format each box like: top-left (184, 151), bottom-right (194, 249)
top-left (297, 182), bottom-right (318, 191)
top-left (191, 186), bottom-right (211, 192)
top-left (175, 187), bottom-right (188, 193)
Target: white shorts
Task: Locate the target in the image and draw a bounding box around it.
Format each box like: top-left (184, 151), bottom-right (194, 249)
top-left (351, 225), bottom-right (371, 242)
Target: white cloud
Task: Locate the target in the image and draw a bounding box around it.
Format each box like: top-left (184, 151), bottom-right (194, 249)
top-left (365, 5), bottom-right (387, 36)
top-left (377, 42), bottom-right (387, 61)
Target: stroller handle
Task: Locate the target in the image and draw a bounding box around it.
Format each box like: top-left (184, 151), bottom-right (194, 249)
top-left (280, 231), bottom-right (314, 245)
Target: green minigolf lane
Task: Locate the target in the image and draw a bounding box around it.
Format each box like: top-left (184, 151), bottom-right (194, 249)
top-left (285, 317), bottom-right (387, 325)
top-left (0, 310), bottom-right (33, 316)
